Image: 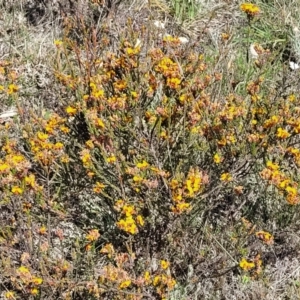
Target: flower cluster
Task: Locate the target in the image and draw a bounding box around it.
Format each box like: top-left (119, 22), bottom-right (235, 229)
top-left (0, 60), bottom-right (19, 96)
top-left (9, 266), bottom-right (43, 296)
top-left (240, 3), bottom-right (260, 17)
top-left (115, 201), bottom-right (145, 235)
top-left (98, 243), bottom-right (176, 299)
top-left (239, 254), bottom-right (262, 276)
top-left (260, 161), bottom-right (300, 204)
top-left (169, 168), bottom-right (208, 214)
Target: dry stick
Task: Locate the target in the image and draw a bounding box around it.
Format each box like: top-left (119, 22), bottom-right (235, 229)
top-left (209, 231), bottom-right (238, 264)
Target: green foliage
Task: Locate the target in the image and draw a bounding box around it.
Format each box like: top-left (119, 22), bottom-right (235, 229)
top-left (168, 0), bottom-right (200, 22)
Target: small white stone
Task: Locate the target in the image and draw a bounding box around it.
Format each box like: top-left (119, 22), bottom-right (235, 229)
top-left (134, 39), bottom-right (142, 48)
top-left (249, 44), bottom-right (259, 59)
top-left (154, 20), bottom-right (165, 29)
top-left (178, 36), bottom-right (189, 44)
top-left (293, 26), bottom-right (300, 35)
top-left (289, 61), bottom-right (300, 70)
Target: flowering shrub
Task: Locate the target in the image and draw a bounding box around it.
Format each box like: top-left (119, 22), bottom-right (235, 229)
top-left (1, 1), bottom-right (300, 299)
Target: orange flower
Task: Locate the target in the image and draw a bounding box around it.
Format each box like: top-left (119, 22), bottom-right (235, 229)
top-left (119, 279), bottom-right (131, 289)
top-left (65, 106), bottom-right (77, 115)
top-left (100, 243), bottom-right (115, 258)
top-left (86, 229), bottom-right (100, 242)
top-left (117, 216), bottom-right (138, 234)
top-left (32, 276), bottom-right (43, 285)
top-left (37, 131), bottom-right (49, 141)
top-left (93, 182), bottom-right (105, 193)
top-left (122, 204), bottom-right (135, 217)
top-left (106, 155), bottom-right (116, 163)
top-left (96, 118), bottom-right (105, 128)
top-left (240, 3), bottom-right (260, 17)
top-left (239, 258), bottom-right (255, 271)
top-left (220, 172), bottom-right (233, 182)
top-left (160, 260), bottom-right (170, 270)
top-left (213, 153), bottom-right (222, 164)
top-left (266, 161), bottom-right (279, 171)
top-left (25, 174), bottom-right (36, 188)
top-left (7, 84), bottom-right (19, 94)
top-left (136, 215), bottom-right (145, 226)
top-left (30, 288), bottom-right (39, 295)
top-left (39, 225), bottom-right (47, 235)
top-left (136, 160), bottom-right (149, 169)
top-left (54, 39), bottom-right (63, 47)
top-left (133, 175), bottom-right (143, 183)
top-left (255, 230), bottom-right (274, 245)
top-left (11, 186), bottom-right (23, 195)
top-left (277, 127), bottom-right (290, 139)
top-left (80, 149), bottom-right (92, 165)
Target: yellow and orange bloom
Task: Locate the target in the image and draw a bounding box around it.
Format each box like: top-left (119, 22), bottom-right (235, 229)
top-left (0, 162), bottom-right (10, 173)
top-left (80, 149), bottom-right (92, 166)
top-left (255, 230), bottom-right (274, 245)
top-left (39, 225), bottom-right (47, 235)
top-left (11, 154), bottom-right (24, 165)
top-left (133, 175), bottom-right (143, 183)
top-left (106, 155), bottom-right (116, 163)
top-left (286, 186), bottom-right (297, 197)
top-left (37, 131), bottom-right (49, 141)
top-left (60, 125), bottom-right (70, 133)
top-left (220, 172), bottom-right (233, 182)
top-left (85, 140), bottom-right (94, 149)
top-left (117, 216), bottom-right (138, 235)
top-left (32, 276), bottom-right (43, 285)
top-left (11, 186), bottom-right (23, 195)
top-left (213, 153), bottom-right (222, 164)
top-left (171, 202), bottom-right (191, 214)
top-left (169, 179), bottom-right (179, 190)
top-left (144, 271), bottom-right (151, 284)
top-left (136, 160), bottom-right (149, 169)
top-left (17, 265), bottom-right (31, 279)
top-left (30, 288), bottom-right (39, 295)
top-left (54, 142), bottom-right (64, 150)
top-left (160, 260), bottom-right (170, 270)
top-left (119, 279), bottom-right (131, 289)
top-left (65, 106), bottom-right (77, 115)
top-left (266, 161), bottom-right (279, 171)
top-left (86, 229), bottom-right (100, 242)
top-left (54, 39), bottom-right (63, 47)
top-left (100, 243), bottom-right (115, 258)
top-left (93, 182), bottom-right (105, 194)
top-left (153, 275), bottom-right (161, 286)
top-left (96, 118), bottom-right (105, 128)
top-left (276, 127), bottom-right (290, 139)
top-left (7, 84), bottom-right (19, 94)
top-left (122, 204), bottom-right (135, 217)
top-left (239, 258), bottom-right (255, 271)
top-left (4, 291), bottom-right (15, 299)
top-left (240, 3), bottom-right (260, 17)
top-left (136, 215), bottom-right (145, 226)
